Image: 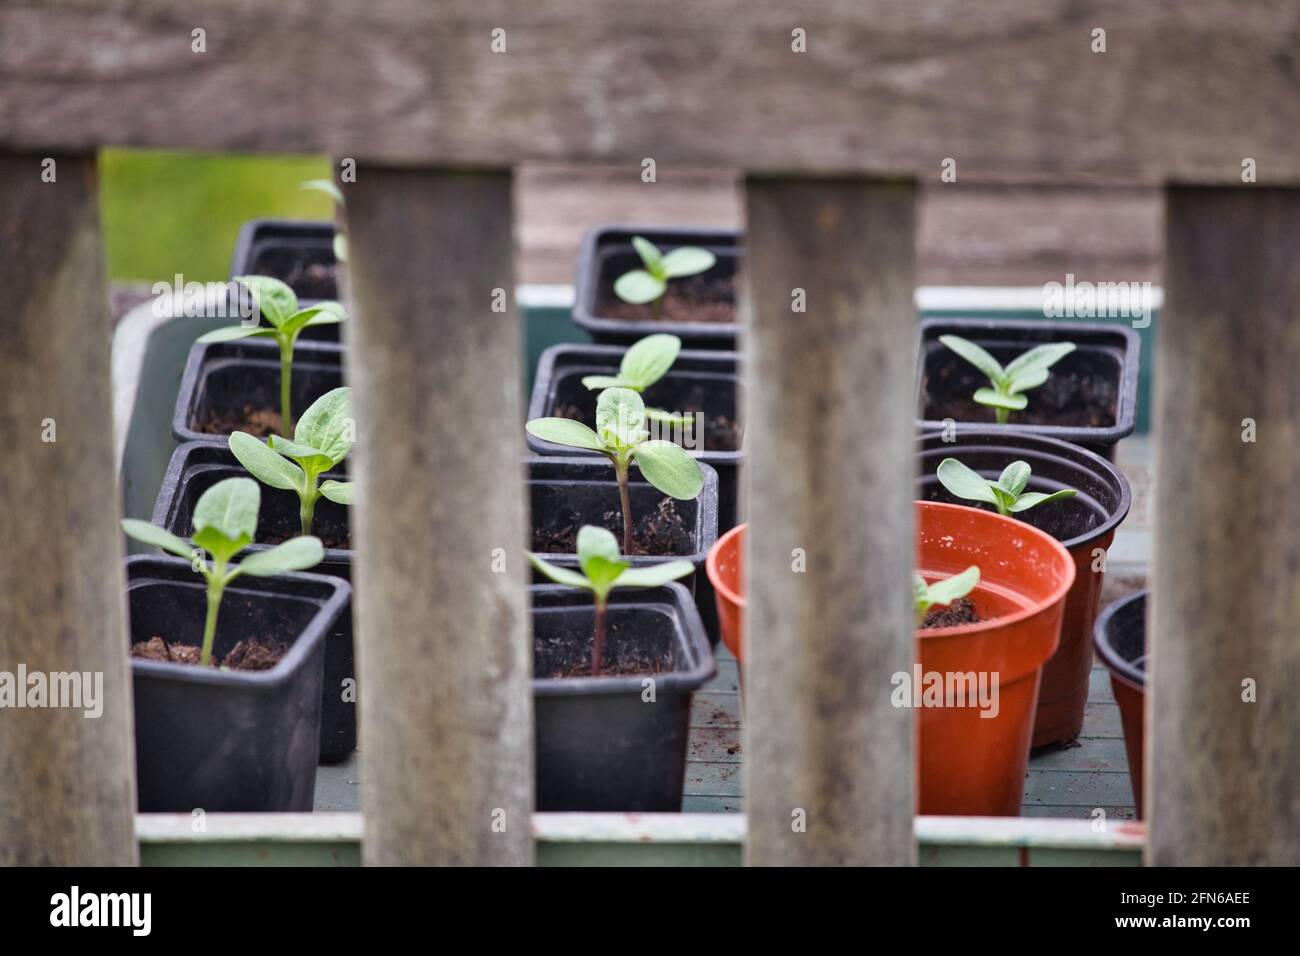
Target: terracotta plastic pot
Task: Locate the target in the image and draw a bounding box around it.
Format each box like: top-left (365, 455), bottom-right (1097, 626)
top-left (1093, 589), bottom-right (1146, 816)
top-left (916, 431), bottom-right (1131, 747)
top-left (915, 501), bottom-right (1075, 816)
top-left (706, 523), bottom-right (745, 665)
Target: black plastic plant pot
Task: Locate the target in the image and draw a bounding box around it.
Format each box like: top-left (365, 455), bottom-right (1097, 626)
top-left (527, 344), bottom-right (744, 531)
top-left (529, 456), bottom-right (721, 644)
top-left (172, 337), bottom-right (344, 445)
top-left (532, 582), bottom-right (715, 811)
top-left (152, 443), bottom-right (356, 763)
top-left (126, 555), bottom-right (350, 812)
top-left (1093, 589), bottom-right (1147, 815)
top-left (916, 318), bottom-right (1140, 458)
top-left (915, 430), bottom-right (1131, 748)
top-left (230, 219), bottom-right (341, 338)
top-left (572, 225), bottom-right (741, 348)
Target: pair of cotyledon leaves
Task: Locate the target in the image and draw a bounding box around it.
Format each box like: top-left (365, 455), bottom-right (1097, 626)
top-left (939, 334), bottom-right (1075, 413)
top-left (526, 388), bottom-right (704, 501)
top-left (122, 477), bottom-right (323, 575)
top-left (936, 458), bottom-right (1076, 516)
top-left (913, 566), bottom-right (981, 624)
top-left (229, 387), bottom-right (355, 506)
top-left (581, 333), bottom-right (691, 426)
top-left (196, 275), bottom-right (345, 346)
top-left (613, 237), bottom-right (716, 305)
top-left (528, 526), bottom-right (693, 601)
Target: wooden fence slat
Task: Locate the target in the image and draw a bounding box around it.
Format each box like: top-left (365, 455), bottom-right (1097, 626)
top-left (2, 2), bottom-right (1298, 184)
top-left (345, 167), bottom-right (533, 865)
top-left (0, 152), bottom-right (138, 865)
top-left (742, 177), bottom-right (917, 865)
top-left (1151, 186), bottom-right (1300, 865)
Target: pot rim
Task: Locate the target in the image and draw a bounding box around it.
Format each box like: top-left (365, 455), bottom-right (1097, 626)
top-left (705, 522), bottom-right (747, 611)
top-left (916, 428), bottom-right (1132, 550)
top-left (915, 500), bottom-right (1077, 639)
top-left (1093, 588), bottom-right (1147, 690)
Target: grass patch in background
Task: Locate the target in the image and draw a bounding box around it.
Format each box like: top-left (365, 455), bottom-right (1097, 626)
top-left (99, 148), bottom-right (331, 284)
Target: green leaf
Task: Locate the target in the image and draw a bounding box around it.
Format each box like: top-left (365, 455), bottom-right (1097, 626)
top-left (229, 431), bottom-right (305, 492)
top-left (236, 536), bottom-right (324, 576)
top-left (596, 388), bottom-right (647, 449)
top-left (197, 324), bottom-right (274, 343)
top-left (267, 434), bottom-right (334, 473)
top-left (630, 236), bottom-right (664, 275)
top-left (193, 477), bottom-right (260, 542)
top-left (924, 565), bottom-right (981, 608)
top-left (300, 178), bottom-right (344, 205)
top-left (1007, 368), bottom-right (1050, 396)
top-left (619, 333), bottom-right (680, 389)
top-left (526, 417), bottom-right (607, 451)
top-left (319, 480), bottom-right (354, 505)
top-left (913, 573), bottom-right (930, 608)
top-left (333, 234), bottom-right (348, 263)
top-left (973, 387), bottom-right (1028, 411)
top-left (631, 440), bottom-right (704, 500)
top-left (192, 525), bottom-right (250, 564)
top-left (584, 555), bottom-right (630, 594)
top-left (121, 519), bottom-right (194, 559)
top-left (233, 275), bottom-right (298, 328)
top-left (939, 335), bottom-right (1006, 385)
top-left (581, 374), bottom-right (632, 391)
top-left (527, 552), bottom-right (595, 591)
top-left (998, 461), bottom-right (1032, 498)
top-left (576, 525), bottom-right (621, 573)
top-left (936, 458), bottom-right (998, 505)
top-left (1008, 489), bottom-right (1077, 513)
top-left (294, 387), bottom-right (353, 465)
top-left (281, 303), bottom-right (347, 337)
top-left (1003, 342), bottom-right (1076, 380)
top-left (645, 406), bottom-right (692, 426)
top-left (659, 247), bottom-right (716, 279)
top-left (614, 561), bottom-right (695, 589)
top-left (613, 270), bottom-right (667, 305)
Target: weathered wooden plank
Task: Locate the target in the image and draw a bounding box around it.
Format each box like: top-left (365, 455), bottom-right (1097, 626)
top-left (345, 167), bottom-right (532, 865)
top-left (743, 177), bottom-right (917, 865)
top-left (0, 152), bottom-right (138, 865)
top-left (1150, 186), bottom-right (1300, 866)
top-left (2, 2), bottom-right (1297, 183)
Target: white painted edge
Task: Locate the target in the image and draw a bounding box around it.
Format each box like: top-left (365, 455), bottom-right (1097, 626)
top-left (136, 812), bottom-right (1144, 851)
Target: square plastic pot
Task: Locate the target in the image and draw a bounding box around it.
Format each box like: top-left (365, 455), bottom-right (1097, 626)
top-left (1094, 589), bottom-right (1147, 815)
top-left (528, 456), bottom-right (721, 642)
top-left (572, 225), bottom-right (741, 348)
top-left (532, 582), bottom-right (715, 811)
top-left (171, 337), bottom-right (344, 445)
top-left (915, 430), bottom-right (1131, 748)
top-left (230, 218), bottom-right (342, 332)
top-left (126, 555), bottom-right (350, 812)
top-left (527, 343), bottom-right (744, 531)
top-left (916, 318), bottom-right (1140, 458)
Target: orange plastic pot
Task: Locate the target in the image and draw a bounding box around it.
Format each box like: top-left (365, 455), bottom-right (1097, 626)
top-left (917, 431), bottom-right (1131, 748)
top-left (706, 523), bottom-right (746, 665)
top-left (915, 501), bottom-right (1075, 816)
top-left (1093, 589), bottom-right (1146, 816)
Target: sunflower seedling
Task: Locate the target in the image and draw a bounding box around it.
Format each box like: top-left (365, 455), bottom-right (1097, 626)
top-left (937, 458), bottom-right (1076, 517)
top-left (529, 525), bottom-right (693, 676)
top-left (229, 386), bottom-right (355, 536)
top-left (614, 236), bottom-right (716, 321)
top-left (198, 276), bottom-right (346, 433)
top-left (938, 335), bottom-right (1075, 425)
top-left (122, 477), bottom-right (324, 668)
top-left (300, 178), bottom-right (348, 262)
top-left (914, 566), bottom-right (981, 626)
top-left (527, 388), bottom-right (704, 554)
top-left (581, 333), bottom-right (691, 426)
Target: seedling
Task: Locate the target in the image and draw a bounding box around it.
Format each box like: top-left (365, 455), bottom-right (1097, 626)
top-left (526, 387), bottom-right (704, 554)
top-left (937, 458), bottom-right (1077, 517)
top-left (300, 178), bottom-right (348, 262)
top-left (229, 386), bottom-right (355, 536)
top-left (914, 566), bottom-right (981, 626)
top-left (581, 333), bottom-right (690, 425)
top-left (938, 335), bottom-right (1075, 424)
top-left (198, 276), bottom-right (346, 433)
top-left (529, 525), bottom-right (693, 676)
top-left (122, 477), bottom-right (324, 668)
top-left (614, 236), bottom-right (716, 321)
